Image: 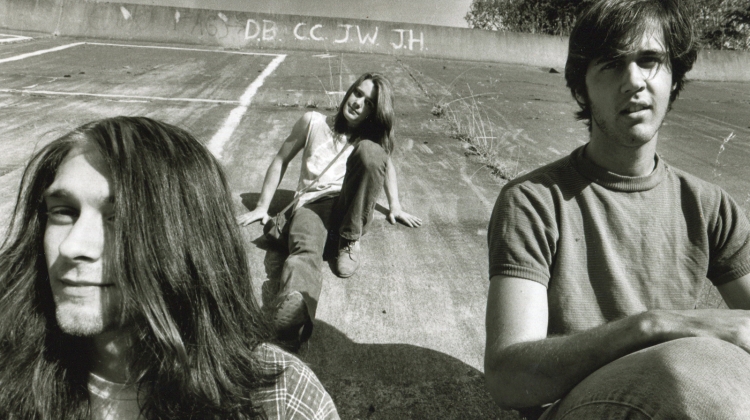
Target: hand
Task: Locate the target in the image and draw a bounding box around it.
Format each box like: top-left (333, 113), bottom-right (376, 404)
top-left (237, 209), bottom-right (270, 226)
top-left (649, 309), bottom-right (750, 352)
top-left (387, 207), bottom-right (422, 227)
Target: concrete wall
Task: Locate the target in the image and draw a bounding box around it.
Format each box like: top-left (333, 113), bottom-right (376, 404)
top-left (0, 0), bottom-right (747, 82)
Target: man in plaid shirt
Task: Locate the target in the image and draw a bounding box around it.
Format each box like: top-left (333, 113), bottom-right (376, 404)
top-left (0, 116), bottom-right (339, 419)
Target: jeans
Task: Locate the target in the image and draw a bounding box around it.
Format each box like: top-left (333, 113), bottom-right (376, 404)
top-left (539, 337), bottom-right (750, 420)
top-left (279, 140), bottom-right (388, 322)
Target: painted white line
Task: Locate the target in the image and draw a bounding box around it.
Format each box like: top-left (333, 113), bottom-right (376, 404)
top-left (207, 54), bottom-right (287, 159)
top-left (0, 34), bottom-right (33, 44)
top-left (85, 42), bottom-right (282, 57)
top-left (0, 40), bottom-right (287, 158)
top-left (0, 42), bottom-right (85, 64)
top-left (0, 88), bottom-right (240, 104)
top-left (0, 41), bottom-right (281, 67)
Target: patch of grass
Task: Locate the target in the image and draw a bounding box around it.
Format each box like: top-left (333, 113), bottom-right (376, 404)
top-left (712, 131), bottom-right (735, 179)
top-left (434, 86), bottom-right (520, 181)
top-left (316, 54), bottom-right (345, 111)
top-left (710, 131), bottom-right (749, 217)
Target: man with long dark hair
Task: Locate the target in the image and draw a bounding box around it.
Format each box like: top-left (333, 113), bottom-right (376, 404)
top-left (238, 73), bottom-right (421, 349)
top-left (0, 116), bottom-right (339, 419)
top-left (485, 0), bottom-right (750, 418)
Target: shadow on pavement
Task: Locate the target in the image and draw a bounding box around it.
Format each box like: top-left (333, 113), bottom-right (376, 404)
top-left (300, 321), bottom-right (520, 420)
top-left (240, 189), bottom-right (296, 214)
top-left (240, 190), bottom-right (517, 418)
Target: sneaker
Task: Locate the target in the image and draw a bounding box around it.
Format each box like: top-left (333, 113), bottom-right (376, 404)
top-left (336, 238), bottom-right (361, 278)
top-left (273, 291), bottom-right (311, 351)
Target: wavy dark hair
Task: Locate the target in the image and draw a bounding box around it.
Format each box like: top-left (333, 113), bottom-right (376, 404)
top-left (0, 116), bottom-right (277, 419)
top-left (333, 72), bottom-right (395, 154)
top-left (565, 0), bottom-right (698, 128)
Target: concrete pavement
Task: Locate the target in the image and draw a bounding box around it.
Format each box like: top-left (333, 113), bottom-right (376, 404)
top-left (0, 34), bottom-right (748, 419)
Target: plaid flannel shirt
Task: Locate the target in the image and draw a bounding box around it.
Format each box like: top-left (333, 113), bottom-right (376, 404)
top-left (254, 344), bottom-right (340, 420)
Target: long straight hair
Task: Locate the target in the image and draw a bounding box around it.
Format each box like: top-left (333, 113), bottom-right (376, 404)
top-left (0, 116), bottom-right (277, 419)
top-left (333, 72), bottom-right (396, 154)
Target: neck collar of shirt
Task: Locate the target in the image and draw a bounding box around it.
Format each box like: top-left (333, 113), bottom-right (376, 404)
top-left (88, 372), bottom-right (138, 401)
top-left (571, 144), bottom-right (666, 192)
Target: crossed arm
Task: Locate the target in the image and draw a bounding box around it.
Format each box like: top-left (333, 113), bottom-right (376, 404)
top-left (484, 273), bottom-right (750, 410)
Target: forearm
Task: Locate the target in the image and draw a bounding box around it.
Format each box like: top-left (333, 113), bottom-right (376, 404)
top-left (486, 312), bottom-right (655, 409)
top-left (487, 307), bottom-right (750, 409)
top-left (383, 157), bottom-right (401, 210)
top-left (255, 157), bottom-right (287, 211)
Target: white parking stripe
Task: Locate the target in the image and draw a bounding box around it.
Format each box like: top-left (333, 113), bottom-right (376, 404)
top-left (0, 42), bottom-right (85, 63)
top-left (0, 88), bottom-right (240, 104)
top-left (207, 54), bottom-right (286, 159)
top-left (0, 41), bottom-right (287, 159)
top-left (0, 34), bottom-right (33, 44)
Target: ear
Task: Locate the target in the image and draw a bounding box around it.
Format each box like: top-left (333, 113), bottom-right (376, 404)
top-left (573, 89), bottom-right (587, 106)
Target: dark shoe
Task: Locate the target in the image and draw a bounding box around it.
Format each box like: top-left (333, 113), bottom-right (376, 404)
top-left (273, 291), bottom-right (312, 351)
top-left (336, 238), bottom-right (361, 278)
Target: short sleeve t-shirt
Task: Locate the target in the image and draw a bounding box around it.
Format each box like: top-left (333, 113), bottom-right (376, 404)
top-left (488, 145), bottom-right (750, 335)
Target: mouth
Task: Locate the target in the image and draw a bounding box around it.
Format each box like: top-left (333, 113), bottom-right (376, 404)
top-left (347, 105), bottom-right (359, 116)
top-left (58, 278), bottom-right (114, 288)
top-left (620, 103), bottom-right (651, 115)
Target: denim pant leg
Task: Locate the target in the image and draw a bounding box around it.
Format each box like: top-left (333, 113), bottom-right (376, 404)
top-left (542, 337), bottom-right (750, 420)
top-left (332, 139), bottom-right (388, 241)
top-left (279, 197), bottom-right (336, 321)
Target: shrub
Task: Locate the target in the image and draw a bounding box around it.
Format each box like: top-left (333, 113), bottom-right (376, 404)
top-left (465, 0), bottom-right (750, 50)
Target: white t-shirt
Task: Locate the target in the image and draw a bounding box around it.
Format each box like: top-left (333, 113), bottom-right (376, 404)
top-left (88, 373), bottom-right (142, 420)
top-left (295, 112), bottom-right (353, 210)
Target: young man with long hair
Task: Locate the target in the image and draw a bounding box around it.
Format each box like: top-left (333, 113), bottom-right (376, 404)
top-left (238, 73), bottom-right (421, 349)
top-left (485, 0), bottom-right (750, 418)
top-left (0, 116), bottom-right (339, 419)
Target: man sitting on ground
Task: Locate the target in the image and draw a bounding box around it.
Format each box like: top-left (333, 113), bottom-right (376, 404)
top-left (485, 0), bottom-right (750, 418)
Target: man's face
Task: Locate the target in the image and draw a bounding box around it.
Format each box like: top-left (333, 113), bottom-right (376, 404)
top-left (583, 27), bottom-right (674, 148)
top-left (44, 145), bottom-right (122, 337)
top-left (342, 78), bottom-right (376, 128)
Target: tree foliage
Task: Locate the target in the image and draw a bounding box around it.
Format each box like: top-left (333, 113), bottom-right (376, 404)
top-left (695, 0), bottom-right (750, 50)
top-left (465, 0), bottom-right (750, 50)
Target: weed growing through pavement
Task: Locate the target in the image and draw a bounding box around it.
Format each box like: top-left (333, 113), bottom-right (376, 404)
top-left (712, 131), bottom-right (735, 179)
top-left (316, 54), bottom-right (345, 110)
top-left (710, 131), bottom-right (750, 217)
top-left (434, 85), bottom-right (520, 181)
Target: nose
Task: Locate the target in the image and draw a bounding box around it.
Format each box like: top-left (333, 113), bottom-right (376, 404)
top-left (351, 96), bottom-right (363, 109)
top-left (621, 62), bottom-right (647, 93)
top-left (58, 212), bottom-right (105, 262)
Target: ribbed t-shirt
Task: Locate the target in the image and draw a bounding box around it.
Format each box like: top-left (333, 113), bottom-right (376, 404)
top-left (488, 145), bottom-right (750, 336)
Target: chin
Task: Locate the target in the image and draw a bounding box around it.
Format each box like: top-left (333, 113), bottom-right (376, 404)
top-left (343, 113), bottom-right (357, 125)
top-left (55, 304), bottom-right (115, 336)
top-left (626, 127), bottom-right (658, 145)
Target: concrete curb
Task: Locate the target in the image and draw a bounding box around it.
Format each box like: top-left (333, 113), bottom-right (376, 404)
top-left (0, 0), bottom-right (748, 82)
